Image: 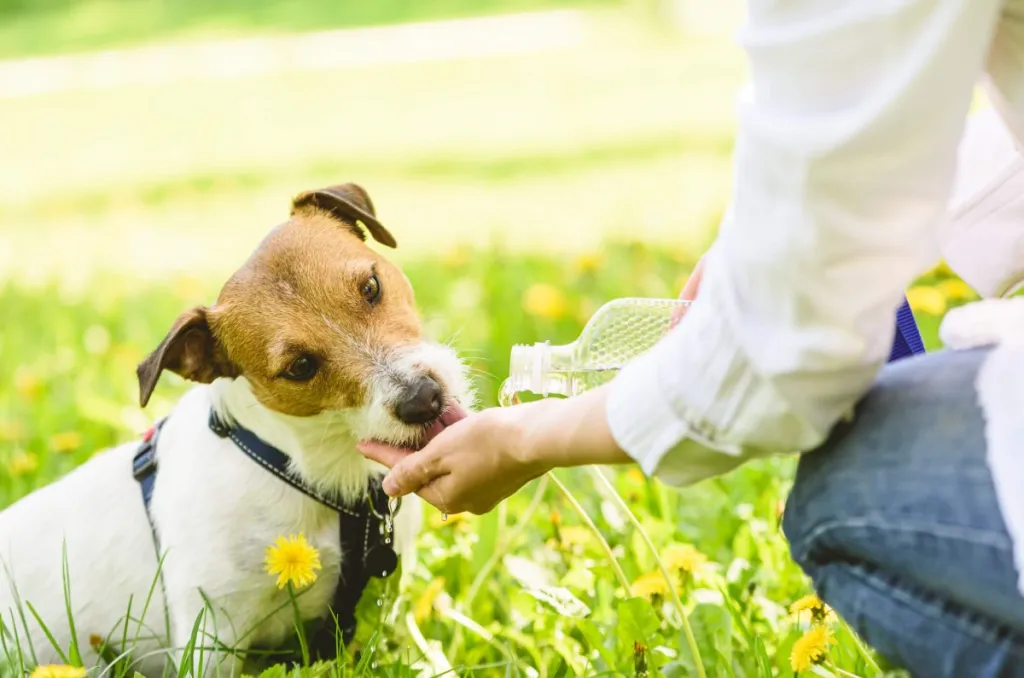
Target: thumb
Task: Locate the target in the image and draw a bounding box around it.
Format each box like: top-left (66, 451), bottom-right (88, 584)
top-left (356, 441), bottom-right (414, 470)
top-left (670, 257), bottom-right (706, 329)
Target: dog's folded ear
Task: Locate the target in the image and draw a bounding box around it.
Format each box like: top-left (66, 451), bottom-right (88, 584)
top-left (290, 183), bottom-right (397, 248)
top-left (136, 306), bottom-right (236, 408)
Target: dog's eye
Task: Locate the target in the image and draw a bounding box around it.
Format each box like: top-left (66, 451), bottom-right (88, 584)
top-left (282, 355), bottom-right (319, 381)
top-left (360, 274), bottom-right (382, 305)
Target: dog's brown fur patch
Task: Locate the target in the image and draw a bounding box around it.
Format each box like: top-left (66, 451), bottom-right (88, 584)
top-left (137, 183), bottom-right (423, 417)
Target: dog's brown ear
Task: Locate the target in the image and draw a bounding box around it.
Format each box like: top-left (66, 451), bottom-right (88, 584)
top-left (136, 306), bottom-right (235, 408)
top-left (290, 183), bottom-right (397, 248)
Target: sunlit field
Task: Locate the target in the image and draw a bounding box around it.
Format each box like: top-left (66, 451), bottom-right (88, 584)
top-left (0, 2), bottom-right (972, 675)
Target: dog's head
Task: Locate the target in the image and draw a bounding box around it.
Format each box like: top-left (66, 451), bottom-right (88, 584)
top-left (137, 183), bottom-right (470, 451)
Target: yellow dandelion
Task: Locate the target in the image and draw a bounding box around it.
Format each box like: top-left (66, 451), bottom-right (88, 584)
top-left (926, 260), bottom-right (955, 278)
top-left (6, 451), bottom-right (39, 477)
top-left (631, 572), bottom-right (671, 601)
top-left (906, 286), bottom-right (946, 316)
top-left (937, 278), bottom-right (976, 301)
top-left (0, 421), bottom-right (23, 442)
top-left (625, 468), bottom-right (646, 484)
top-left (790, 625), bottom-right (836, 672)
top-left (574, 251), bottom-right (603, 273)
top-left (264, 533), bottom-right (321, 590)
top-left (414, 577), bottom-right (446, 623)
top-left (790, 594), bottom-right (826, 615)
top-left (442, 246), bottom-right (470, 269)
top-left (14, 368), bottom-right (42, 400)
top-left (557, 526), bottom-right (592, 551)
top-left (50, 432), bottom-right (82, 454)
top-left (522, 284), bottom-right (568, 320)
top-left (663, 544), bottom-right (708, 576)
top-left (430, 511), bottom-right (467, 528)
top-left (30, 665), bottom-right (87, 678)
top-left (550, 509), bottom-right (562, 527)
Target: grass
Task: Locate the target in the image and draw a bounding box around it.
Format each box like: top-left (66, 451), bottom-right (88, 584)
top-left (0, 4), bottom-right (973, 676)
top-left (0, 0), bottom-right (613, 60)
top-left (0, 246), bottom-right (972, 677)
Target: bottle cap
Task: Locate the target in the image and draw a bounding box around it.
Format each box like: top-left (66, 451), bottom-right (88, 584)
top-left (508, 341), bottom-right (550, 396)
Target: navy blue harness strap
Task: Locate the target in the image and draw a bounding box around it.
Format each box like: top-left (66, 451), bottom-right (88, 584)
top-left (887, 296), bottom-right (926, 362)
top-left (131, 410), bottom-right (399, 661)
top-left (207, 412), bottom-right (362, 517)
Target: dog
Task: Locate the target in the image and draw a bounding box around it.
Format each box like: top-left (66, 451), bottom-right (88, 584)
top-left (0, 183), bottom-right (472, 675)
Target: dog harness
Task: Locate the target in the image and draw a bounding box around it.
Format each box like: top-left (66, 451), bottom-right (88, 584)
top-left (889, 297), bottom-right (926, 361)
top-left (131, 409), bottom-right (400, 659)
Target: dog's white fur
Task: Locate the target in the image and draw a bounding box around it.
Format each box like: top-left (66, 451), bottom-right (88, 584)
top-left (0, 341), bottom-right (471, 676)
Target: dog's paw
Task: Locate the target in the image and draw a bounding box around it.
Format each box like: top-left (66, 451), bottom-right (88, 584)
top-left (940, 298), bottom-right (1024, 349)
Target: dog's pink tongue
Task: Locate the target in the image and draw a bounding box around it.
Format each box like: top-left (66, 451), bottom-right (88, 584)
top-left (417, 402), bottom-right (469, 448)
top-left (441, 402), bottom-right (469, 427)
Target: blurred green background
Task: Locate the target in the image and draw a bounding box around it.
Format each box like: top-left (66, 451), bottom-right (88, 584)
top-left (0, 1), bottom-right (970, 675)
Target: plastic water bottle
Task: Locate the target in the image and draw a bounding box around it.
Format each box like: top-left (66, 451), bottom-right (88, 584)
top-left (500, 298), bottom-right (689, 402)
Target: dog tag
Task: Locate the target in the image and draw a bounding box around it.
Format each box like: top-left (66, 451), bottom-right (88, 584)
top-left (365, 545), bottom-right (398, 578)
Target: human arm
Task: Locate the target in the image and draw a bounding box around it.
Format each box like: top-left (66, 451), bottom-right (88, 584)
top-left (606, 0), bottom-right (1002, 486)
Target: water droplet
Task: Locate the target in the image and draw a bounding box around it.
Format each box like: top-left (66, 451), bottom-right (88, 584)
top-left (381, 570), bottom-right (388, 577)
top-left (383, 536), bottom-right (391, 545)
top-left (376, 597), bottom-right (383, 607)
top-left (498, 379), bottom-right (519, 408)
top-left (371, 662), bottom-right (378, 670)
top-left (441, 512), bottom-right (448, 522)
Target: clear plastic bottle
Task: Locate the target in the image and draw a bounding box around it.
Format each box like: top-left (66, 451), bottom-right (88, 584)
top-left (502, 297), bottom-right (689, 401)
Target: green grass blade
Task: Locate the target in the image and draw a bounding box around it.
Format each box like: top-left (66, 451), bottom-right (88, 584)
top-left (61, 541), bottom-right (83, 666)
top-left (24, 601), bottom-right (70, 665)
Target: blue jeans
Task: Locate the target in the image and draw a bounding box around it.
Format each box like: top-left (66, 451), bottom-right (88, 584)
top-left (783, 348), bottom-right (1024, 676)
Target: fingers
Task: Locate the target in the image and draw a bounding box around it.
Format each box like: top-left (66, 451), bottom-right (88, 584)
top-left (414, 475), bottom-right (490, 516)
top-left (356, 441), bottom-right (414, 470)
top-left (670, 257), bottom-right (706, 329)
top-left (381, 452), bottom-right (444, 498)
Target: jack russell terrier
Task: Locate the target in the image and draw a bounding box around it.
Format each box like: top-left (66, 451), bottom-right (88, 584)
top-left (0, 183), bottom-right (472, 675)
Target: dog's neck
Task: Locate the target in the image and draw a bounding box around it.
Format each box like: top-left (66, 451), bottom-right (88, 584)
top-left (207, 377), bottom-right (384, 503)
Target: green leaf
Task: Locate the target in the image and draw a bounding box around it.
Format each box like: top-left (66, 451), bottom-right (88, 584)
top-left (577, 619), bottom-right (619, 670)
top-left (560, 565), bottom-right (596, 595)
top-left (503, 554), bottom-right (556, 589)
top-left (257, 664), bottom-right (287, 678)
top-left (524, 586), bottom-right (591, 619)
top-left (472, 509), bottom-right (500, 575)
top-left (690, 603), bottom-right (732, 670)
top-left (752, 636), bottom-right (773, 678)
top-left (615, 596), bottom-right (660, 657)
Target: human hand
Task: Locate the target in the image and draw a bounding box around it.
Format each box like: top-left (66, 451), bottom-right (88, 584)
top-left (670, 256), bottom-right (706, 329)
top-left (357, 385), bottom-right (630, 514)
top-left (358, 399), bottom-right (552, 514)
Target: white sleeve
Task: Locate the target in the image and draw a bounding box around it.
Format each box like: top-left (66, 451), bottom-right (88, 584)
top-left (607, 0), bottom-right (1001, 486)
top-left (943, 106), bottom-right (1024, 298)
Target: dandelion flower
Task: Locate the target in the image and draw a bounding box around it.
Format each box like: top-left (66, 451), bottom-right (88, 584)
top-left (557, 526), bottom-right (592, 551)
top-left (6, 451), bottom-right (39, 477)
top-left (414, 577), bottom-right (446, 623)
top-left (790, 593), bottom-right (833, 623)
top-left (663, 544), bottom-right (708, 576)
top-left (30, 665), bottom-right (87, 678)
top-left (625, 468), bottom-right (646, 484)
top-left (522, 284), bottom-right (567, 320)
top-left (937, 278), bottom-right (976, 301)
top-left (50, 432), bottom-right (82, 454)
top-left (906, 286), bottom-right (946, 316)
top-left (790, 594), bottom-right (826, 614)
top-left (574, 251), bottom-right (603, 273)
top-left (264, 533), bottom-right (321, 590)
top-left (790, 625), bottom-right (836, 672)
top-left (631, 572), bottom-right (670, 601)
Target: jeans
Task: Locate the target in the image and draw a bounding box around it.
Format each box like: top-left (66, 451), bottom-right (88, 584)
top-left (783, 348), bottom-right (1024, 677)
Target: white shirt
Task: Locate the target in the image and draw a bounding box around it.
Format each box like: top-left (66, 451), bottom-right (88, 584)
top-left (606, 0), bottom-right (1024, 587)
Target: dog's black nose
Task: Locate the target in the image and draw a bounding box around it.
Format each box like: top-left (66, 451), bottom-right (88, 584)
top-left (395, 376), bottom-right (443, 425)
